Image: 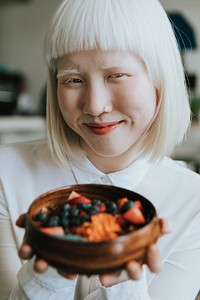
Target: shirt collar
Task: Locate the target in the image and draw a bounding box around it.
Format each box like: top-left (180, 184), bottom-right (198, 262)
top-left (67, 149), bottom-right (150, 191)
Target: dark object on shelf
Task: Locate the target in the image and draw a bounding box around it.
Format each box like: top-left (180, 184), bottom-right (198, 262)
top-left (39, 84), bottom-right (47, 117)
top-left (0, 72), bottom-right (23, 115)
top-left (168, 12), bottom-right (197, 51)
top-left (186, 73), bottom-right (196, 91)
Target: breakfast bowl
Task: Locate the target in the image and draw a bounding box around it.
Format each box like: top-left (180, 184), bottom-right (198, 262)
top-left (25, 184), bottom-right (160, 274)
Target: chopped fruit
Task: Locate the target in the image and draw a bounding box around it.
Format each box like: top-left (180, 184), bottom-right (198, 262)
top-left (70, 225), bottom-right (86, 235)
top-left (79, 210), bottom-right (87, 218)
top-left (122, 207), bottom-right (145, 224)
top-left (134, 200), bottom-right (143, 210)
top-left (105, 202), bottom-right (118, 214)
top-left (120, 200), bottom-right (134, 213)
top-left (35, 212), bottom-right (48, 222)
top-left (115, 213), bottom-right (128, 227)
top-left (62, 203), bottom-right (71, 212)
top-left (83, 214), bottom-right (122, 242)
top-left (45, 215), bottom-right (60, 227)
top-left (34, 192), bottom-right (147, 242)
top-left (117, 197), bottom-right (129, 210)
top-left (92, 199), bottom-right (102, 205)
top-left (68, 191), bottom-right (81, 199)
top-left (68, 196), bottom-right (92, 207)
top-left (98, 203), bottom-right (106, 212)
top-left (40, 226), bottom-right (64, 236)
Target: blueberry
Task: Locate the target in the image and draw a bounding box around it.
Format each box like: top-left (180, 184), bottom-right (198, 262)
top-left (70, 218), bottom-right (81, 227)
top-left (70, 208), bottom-right (80, 218)
top-left (45, 215), bottom-right (59, 227)
top-left (60, 216), bottom-right (70, 228)
top-left (92, 199), bottom-right (102, 205)
top-left (35, 212), bottom-right (48, 222)
top-left (120, 201), bottom-right (134, 213)
top-left (77, 202), bottom-right (85, 209)
top-left (87, 205), bottom-right (99, 216)
top-left (77, 202), bottom-right (91, 211)
top-left (62, 203), bottom-right (71, 212)
top-left (80, 214), bottom-right (90, 223)
top-left (60, 210), bottom-right (70, 218)
top-left (105, 202), bottom-right (118, 214)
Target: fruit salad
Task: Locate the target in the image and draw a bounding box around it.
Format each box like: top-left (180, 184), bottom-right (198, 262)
top-left (33, 191), bottom-right (146, 242)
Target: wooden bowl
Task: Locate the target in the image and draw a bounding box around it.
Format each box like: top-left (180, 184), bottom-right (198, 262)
top-left (25, 184), bottom-right (160, 274)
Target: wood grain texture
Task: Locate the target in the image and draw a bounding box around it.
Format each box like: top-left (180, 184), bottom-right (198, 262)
top-left (26, 184), bottom-right (160, 274)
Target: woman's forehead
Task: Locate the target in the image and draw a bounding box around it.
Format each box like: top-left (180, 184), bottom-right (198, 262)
top-left (57, 50), bottom-right (144, 70)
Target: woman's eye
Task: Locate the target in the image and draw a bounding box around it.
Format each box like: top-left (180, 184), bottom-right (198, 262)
top-left (109, 73), bottom-right (125, 79)
top-left (64, 78), bottom-right (83, 84)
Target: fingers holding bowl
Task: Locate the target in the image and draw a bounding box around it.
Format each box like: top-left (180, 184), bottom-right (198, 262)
top-left (18, 242), bottom-right (34, 260)
top-left (34, 258), bottom-right (49, 273)
top-left (19, 185), bottom-right (168, 276)
top-left (99, 261), bottom-right (142, 287)
top-left (146, 243), bottom-right (162, 273)
top-left (159, 218), bottom-right (173, 235)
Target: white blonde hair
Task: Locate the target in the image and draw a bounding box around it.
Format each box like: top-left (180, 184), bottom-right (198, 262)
top-left (44, 0), bottom-right (191, 166)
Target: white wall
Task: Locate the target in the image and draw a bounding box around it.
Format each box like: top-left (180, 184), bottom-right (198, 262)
top-left (0, 0), bottom-right (200, 112)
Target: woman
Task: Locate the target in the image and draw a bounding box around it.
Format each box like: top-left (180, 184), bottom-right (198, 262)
top-left (0, 0), bottom-right (199, 299)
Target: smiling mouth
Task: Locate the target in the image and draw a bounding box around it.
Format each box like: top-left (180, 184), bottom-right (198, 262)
top-left (85, 121), bottom-right (123, 135)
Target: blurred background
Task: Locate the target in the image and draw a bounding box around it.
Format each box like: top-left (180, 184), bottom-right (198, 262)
top-left (0, 0), bottom-right (200, 176)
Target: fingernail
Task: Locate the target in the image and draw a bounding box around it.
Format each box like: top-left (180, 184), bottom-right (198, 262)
top-left (100, 275), bottom-right (111, 287)
top-left (128, 262), bottom-right (142, 280)
top-left (154, 261), bottom-right (163, 273)
top-left (164, 220), bottom-right (173, 233)
top-left (18, 244), bottom-right (32, 259)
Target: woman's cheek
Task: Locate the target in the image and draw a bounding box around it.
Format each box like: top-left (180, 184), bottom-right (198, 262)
top-left (57, 88), bottom-right (70, 109)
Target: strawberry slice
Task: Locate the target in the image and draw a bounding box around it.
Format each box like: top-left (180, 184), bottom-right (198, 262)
top-left (70, 226), bottom-right (85, 235)
top-left (122, 206), bottom-right (145, 224)
top-left (40, 226), bottom-right (65, 236)
top-left (134, 200), bottom-right (143, 211)
top-left (68, 191), bottom-right (81, 200)
top-left (68, 196), bottom-right (92, 207)
top-left (98, 203), bottom-right (106, 212)
top-left (115, 213), bottom-right (128, 227)
top-left (117, 197), bottom-right (129, 210)
top-left (79, 210), bottom-right (87, 218)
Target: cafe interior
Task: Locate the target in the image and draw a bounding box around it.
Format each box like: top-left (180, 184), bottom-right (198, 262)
top-left (0, 1), bottom-right (200, 298)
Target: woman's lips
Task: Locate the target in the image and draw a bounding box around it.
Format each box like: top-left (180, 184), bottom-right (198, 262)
top-left (85, 121), bottom-right (122, 135)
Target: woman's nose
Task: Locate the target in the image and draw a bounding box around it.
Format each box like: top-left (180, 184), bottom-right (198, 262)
top-left (83, 82), bottom-right (112, 116)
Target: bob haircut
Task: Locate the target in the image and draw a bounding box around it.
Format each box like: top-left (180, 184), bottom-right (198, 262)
top-left (44, 0), bottom-right (191, 166)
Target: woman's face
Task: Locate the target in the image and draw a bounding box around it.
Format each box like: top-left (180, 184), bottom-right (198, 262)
top-left (57, 50), bottom-right (157, 170)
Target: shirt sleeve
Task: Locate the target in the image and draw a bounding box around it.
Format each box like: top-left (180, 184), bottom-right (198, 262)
top-left (98, 278), bottom-right (150, 300)
top-left (148, 214), bottom-right (200, 300)
top-left (10, 260), bottom-right (150, 300)
top-left (0, 181), bottom-right (22, 300)
top-left (8, 257), bottom-right (77, 300)
top-left (73, 270), bottom-right (150, 300)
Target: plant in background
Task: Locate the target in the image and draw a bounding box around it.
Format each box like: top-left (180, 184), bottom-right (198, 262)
top-left (190, 93), bottom-right (200, 121)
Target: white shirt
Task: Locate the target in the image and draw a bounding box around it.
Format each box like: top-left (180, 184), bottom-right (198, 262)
top-left (0, 140), bottom-right (200, 300)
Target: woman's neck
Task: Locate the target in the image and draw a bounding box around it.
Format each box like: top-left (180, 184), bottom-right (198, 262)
top-left (84, 148), bottom-right (140, 174)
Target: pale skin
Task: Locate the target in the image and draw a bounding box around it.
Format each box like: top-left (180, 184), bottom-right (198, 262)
top-left (17, 49), bottom-right (172, 287)
top-left (57, 50), bottom-right (158, 173)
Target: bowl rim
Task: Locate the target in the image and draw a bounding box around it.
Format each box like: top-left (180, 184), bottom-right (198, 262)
top-left (26, 183), bottom-right (158, 244)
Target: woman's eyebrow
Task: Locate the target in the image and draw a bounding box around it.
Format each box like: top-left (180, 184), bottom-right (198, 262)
top-left (56, 69), bottom-right (81, 78)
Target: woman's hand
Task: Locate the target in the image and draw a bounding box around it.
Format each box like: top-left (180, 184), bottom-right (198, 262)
top-left (99, 218), bottom-right (173, 287)
top-left (16, 213), bottom-right (77, 279)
